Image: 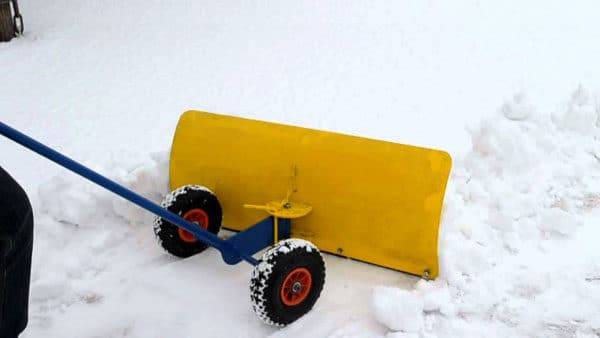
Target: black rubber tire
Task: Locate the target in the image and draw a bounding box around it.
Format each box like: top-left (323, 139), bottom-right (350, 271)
top-left (250, 239), bottom-right (326, 326)
top-left (0, 2), bottom-right (14, 42)
top-left (153, 185), bottom-right (222, 258)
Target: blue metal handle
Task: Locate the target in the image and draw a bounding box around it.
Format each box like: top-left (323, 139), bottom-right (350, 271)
top-left (0, 121), bottom-right (257, 265)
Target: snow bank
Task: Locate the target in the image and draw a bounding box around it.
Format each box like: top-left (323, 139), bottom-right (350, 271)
top-left (372, 87), bottom-right (600, 337)
top-left (37, 152), bottom-right (169, 228)
top-left (26, 152), bottom-right (172, 337)
top-left (372, 287), bottom-right (424, 333)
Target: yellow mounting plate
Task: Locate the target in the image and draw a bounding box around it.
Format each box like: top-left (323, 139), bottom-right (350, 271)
top-left (244, 201), bottom-right (313, 219)
top-left (170, 111), bottom-right (452, 278)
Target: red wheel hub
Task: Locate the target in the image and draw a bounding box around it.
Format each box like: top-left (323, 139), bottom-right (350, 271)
top-left (178, 208), bottom-right (209, 243)
top-left (280, 267), bottom-right (312, 306)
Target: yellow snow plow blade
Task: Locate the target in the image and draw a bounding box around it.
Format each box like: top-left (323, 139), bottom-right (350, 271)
top-left (170, 111), bottom-right (452, 278)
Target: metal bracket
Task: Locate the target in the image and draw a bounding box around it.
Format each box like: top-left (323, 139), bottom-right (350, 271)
top-left (224, 217), bottom-right (291, 265)
top-left (10, 0), bottom-right (23, 35)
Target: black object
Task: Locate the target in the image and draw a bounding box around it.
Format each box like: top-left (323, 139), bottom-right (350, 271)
top-left (0, 167), bottom-right (33, 338)
top-left (0, 0), bottom-right (14, 42)
top-left (0, 0), bottom-right (22, 42)
top-left (154, 186), bottom-right (223, 258)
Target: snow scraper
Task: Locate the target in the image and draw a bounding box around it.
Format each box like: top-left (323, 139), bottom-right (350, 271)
top-left (0, 111), bottom-right (451, 326)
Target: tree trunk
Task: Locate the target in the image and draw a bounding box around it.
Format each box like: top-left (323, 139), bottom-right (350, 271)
top-left (0, 1), bottom-right (14, 42)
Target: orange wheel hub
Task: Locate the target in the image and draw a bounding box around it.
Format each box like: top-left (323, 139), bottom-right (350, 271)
top-left (280, 267), bottom-right (312, 306)
top-left (178, 209), bottom-right (209, 243)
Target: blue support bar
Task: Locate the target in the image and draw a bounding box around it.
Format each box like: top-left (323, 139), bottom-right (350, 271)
top-left (280, 218), bottom-right (291, 240)
top-left (225, 217), bottom-right (291, 264)
top-left (0, 121), bottom-right (259, 265)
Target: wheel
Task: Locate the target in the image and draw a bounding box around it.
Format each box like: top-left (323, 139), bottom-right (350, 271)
top-left (250, 239), bottom-right (326, 326)
top-left (153, 185), bottom-right (222, 257)
top-left (0, 1), bottom-right (14, 42)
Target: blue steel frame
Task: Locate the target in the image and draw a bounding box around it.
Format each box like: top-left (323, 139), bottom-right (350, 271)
top-left (0, 121), bottom-right (291, 266)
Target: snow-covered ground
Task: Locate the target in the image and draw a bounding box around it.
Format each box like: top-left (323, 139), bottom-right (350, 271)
top-left (2, 1), bottom-right (600, 337)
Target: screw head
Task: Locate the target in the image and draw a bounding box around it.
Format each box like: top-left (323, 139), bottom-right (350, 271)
top-left (292, 281), bottom-right (302, 293)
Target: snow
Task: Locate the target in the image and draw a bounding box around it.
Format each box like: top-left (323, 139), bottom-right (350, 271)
top-left (2, 1), bottom-right (600, 337)
top-left (500, 93), bottom-right (534, 121)
top-left (372, 287), bottom-right (424, 333)
top-left (372, 87), bottom-right (600, 337)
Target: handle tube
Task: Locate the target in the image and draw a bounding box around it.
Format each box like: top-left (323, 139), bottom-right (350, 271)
top-left (0, 121), bottom-right (256, 265)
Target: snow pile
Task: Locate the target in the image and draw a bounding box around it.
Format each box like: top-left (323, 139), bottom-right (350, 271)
top-left (25, 153), bottom-right (173, 337)
top-left (37, 152), bottom-right (169, 228)
top-left (372, 287), bottom-right (424, 333)
top-left (372, 88), bottom-right (600, 337)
